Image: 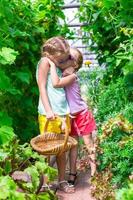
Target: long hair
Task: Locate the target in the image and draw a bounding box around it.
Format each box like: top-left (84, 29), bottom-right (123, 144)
top-left (72, 48), bottom-right (83, 69)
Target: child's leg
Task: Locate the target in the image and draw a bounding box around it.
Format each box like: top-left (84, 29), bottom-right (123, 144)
top-left (38, 114), bottom-right (74, 193)
top-left (68, 136), bottom-right (78, 185)
top-left (56, 153), bottom-right (66, 181)
top-left (56, 153), bottom-right (74, 193)
top-left (82, 134), bottom-right (96, 176)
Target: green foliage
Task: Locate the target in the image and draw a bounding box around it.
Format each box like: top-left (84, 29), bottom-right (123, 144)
top-left (0, 4), bottom-right (90, 198)
top-left (0, 176), bottom-right (25, 200)
top-left (116, 183), bottom-right (133, 200)
top-left (0, 174), bottom-right (57, 199)
top-left (78, 0), bottom-right (133, 198)
top-left (96, 78), bottom-right (127, 121)
top-left (91, 114), bottom-right (133, 199)
top-left (0, 136), bottom-right (57, 177)
top-left (122, 103), bottom-right (133, 123)
top-left (78, 0), bottom-right (133, 125)
top-left (97, 115), bottom-right (133, 187)
top-left (0, 137), bottom-right (58, 199)
top-left (0, 111), bottom-right (12, 126)
top-left (0, 47), bottom-right (18, 65)
top-left (79, 66), bottom-right (104, 108)
top-left (91, 169), bottom-right (115, 200)
top-left (0, 126), bottom-right (15, 145)
top-left (0, 0), bottom-right (70, 142)
top-left (79, 0), bottom-right (133, 83)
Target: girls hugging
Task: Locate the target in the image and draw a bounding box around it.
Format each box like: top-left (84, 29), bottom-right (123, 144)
top-left (36, 36), bottom-right (96, 193)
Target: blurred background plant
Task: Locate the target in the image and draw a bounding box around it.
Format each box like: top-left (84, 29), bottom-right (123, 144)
top-left (0, 0), bottom-right (72, 142)
top-left (0, 0), bottom-right (71, 199)
top-left (78, 0), bottom-right (133, 199)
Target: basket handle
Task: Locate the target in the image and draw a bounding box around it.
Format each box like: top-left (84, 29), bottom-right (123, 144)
top-left (44, 119), bottom-right (50, 133)
top-left (43, 117), bottom-right (69, 155)
top-left (58, 117), bottom-right (69, 155)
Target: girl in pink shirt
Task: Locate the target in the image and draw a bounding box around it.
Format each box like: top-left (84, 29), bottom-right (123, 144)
top-left (50, 48), bottom-right (97, 186)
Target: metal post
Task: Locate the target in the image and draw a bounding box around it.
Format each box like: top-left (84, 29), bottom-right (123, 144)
top-left (62, 4), bottom-right (81, 9)
top-left (67, 23), bottom-right (88, 27)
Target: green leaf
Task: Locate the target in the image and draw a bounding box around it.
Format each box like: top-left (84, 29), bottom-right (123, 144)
top-left (103, 0), bottom-right (115, 9)
top-left (11, 30), bottom-right (30, 37)
top-left (16, 71), bottom-right (31, 84)
top-left (58, 11), bottom-right (65, 20)
top-left (35, 161), bottom-right (48, 173)
top-left (124, 73), bottom-right (133, 91)
top-left (10, 191), bottom-right (25, 200)
top-left (24, 147), bottom-right (33, 157)
top-left (25, 166), bottom-right (39, 191)
top-left (0, 69), bottom-right (11, 90)
top-left (35, 161), bottom-right (57, 181)
top-left (0, 111), bottom-right (12, 126)
top-left (0, 167), bottom-right (3, 176)
top-left (0, 47), bottom-right (18, 65)
top-left (0, 126), bottom-right (15, 145)
top-left (0, 151), bottom-right (9, 161)
top-left (37, 192), bottom-right (55, 200)
top-left (116, 183), bottom-right (133, 200)
top-left (0, 176), bottom-right (16, 199)
top-left (7, 88), bottom-right (22, 95)
top-left (5, 160), bottom-right (12, 174)
top-left (123, 62), bottom-right (133, 75)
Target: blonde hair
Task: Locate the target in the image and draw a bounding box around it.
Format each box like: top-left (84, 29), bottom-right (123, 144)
top-left (41, 36), bottom-right (69, 57)
top-left (72, 48), bottom-right (83, 70)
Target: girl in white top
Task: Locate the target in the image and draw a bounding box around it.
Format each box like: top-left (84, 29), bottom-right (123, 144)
top-left (36, 36), bottom-right (77, 193)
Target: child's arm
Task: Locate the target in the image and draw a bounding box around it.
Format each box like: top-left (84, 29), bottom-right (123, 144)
top-left (50, 62), bottom-right (76, 88)
top-left (37, 58), bottom-right (55, 119)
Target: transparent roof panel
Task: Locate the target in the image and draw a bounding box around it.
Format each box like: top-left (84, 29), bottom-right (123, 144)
top-left (65, 0), bottom-right (79, 4)
top-left (63, 0), bottom-right (98, 66)
top-left (64, 8), bottom-right (78, 24)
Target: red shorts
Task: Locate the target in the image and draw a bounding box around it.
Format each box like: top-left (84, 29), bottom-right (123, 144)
top-left (70, 109), bottom-right (96, 136)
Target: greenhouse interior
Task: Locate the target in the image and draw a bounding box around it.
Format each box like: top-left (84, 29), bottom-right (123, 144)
top-left (0, 0), bottom-right (133, 199)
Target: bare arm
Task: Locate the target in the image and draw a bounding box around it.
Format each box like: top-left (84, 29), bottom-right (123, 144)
top-left (50, 62), bottom-right (76, 88)
top-left (37, 58), bottom-right (55, 119)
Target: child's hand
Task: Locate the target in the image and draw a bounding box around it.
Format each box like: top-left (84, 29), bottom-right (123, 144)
top-left (46, 110), bottom-right (55, 120)
top-left (62, 67), bottom-right (75, 77)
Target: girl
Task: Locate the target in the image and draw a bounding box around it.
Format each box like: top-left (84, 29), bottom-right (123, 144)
top-left (50, 47), bottom-right (97, 186)
top-left (36, 36), bottom-right (77, 193)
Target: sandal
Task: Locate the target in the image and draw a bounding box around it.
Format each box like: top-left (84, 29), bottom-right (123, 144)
top-left (58, 180), bottom-right (75, 193)
top-left (68, 172), bottom-right (77, 186)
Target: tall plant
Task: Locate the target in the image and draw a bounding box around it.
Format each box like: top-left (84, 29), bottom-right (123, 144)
top-left (0, 0), bottom-right (70, 142)
top-left (78, 2), bottom-right (133, 199)
top-left (79, 0), bottom-right (133, 84)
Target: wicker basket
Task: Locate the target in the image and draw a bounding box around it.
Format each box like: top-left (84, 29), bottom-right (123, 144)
top-left (30, 119), bottom-right (77, 155)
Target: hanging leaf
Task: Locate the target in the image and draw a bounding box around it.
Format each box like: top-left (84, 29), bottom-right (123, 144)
top-left (15, 71), bottom-right (31, 84)
top-left (0, 47), bottom-right (18, 65)
top-left (123, 61), bottom-right (133, 75)
top-left (0, 111), bottom-right (12, 127)
top-left (6, 88), bottom-right (22, 95)
top-left (0, 126), bottom-right (15, 145)
top-left (10, 30), bottom-right (30, 37)
top-left (0, 69), bottom-right (11, 90)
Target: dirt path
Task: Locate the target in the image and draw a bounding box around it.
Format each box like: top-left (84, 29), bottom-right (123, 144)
top-left (56, 170), bottom-right (96, 200)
